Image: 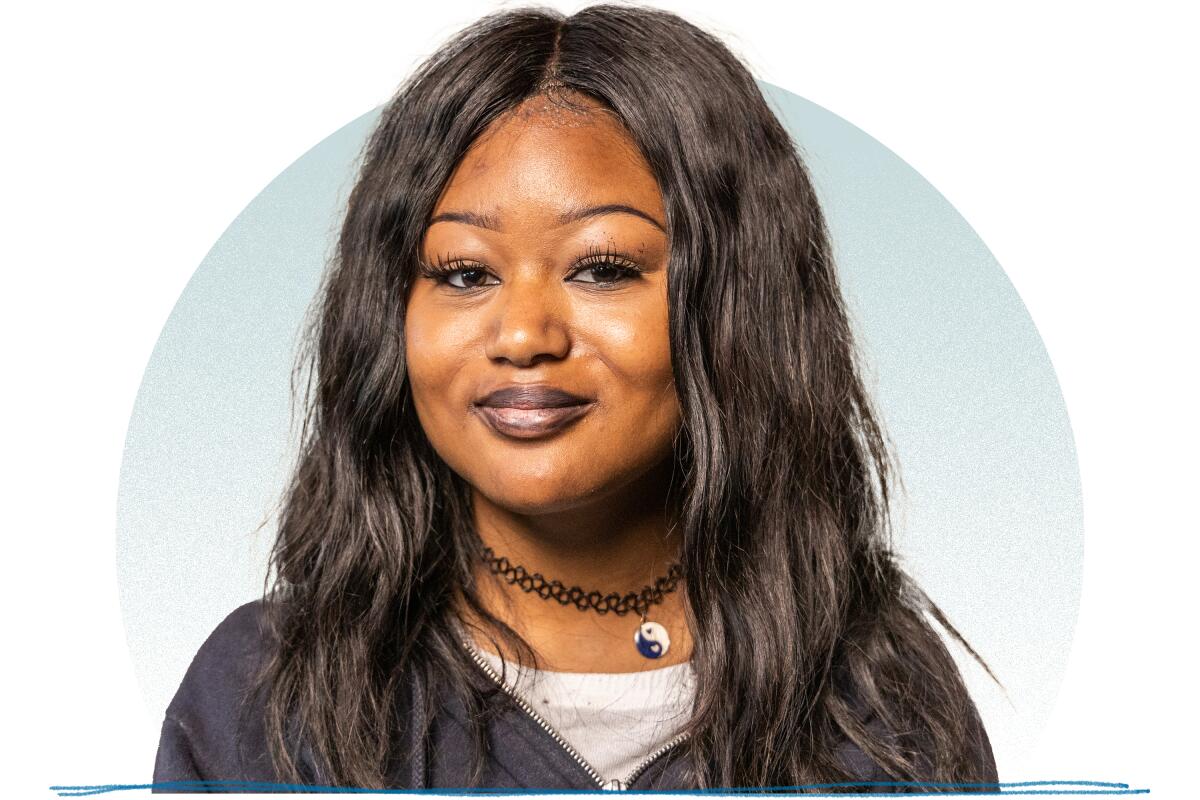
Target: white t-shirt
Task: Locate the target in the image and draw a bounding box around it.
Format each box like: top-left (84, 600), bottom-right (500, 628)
top-left (476, 648), bottom-right (696, 787)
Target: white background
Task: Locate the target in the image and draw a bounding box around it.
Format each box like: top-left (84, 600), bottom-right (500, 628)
top-left (3, 1), bottom-right (1196, 797)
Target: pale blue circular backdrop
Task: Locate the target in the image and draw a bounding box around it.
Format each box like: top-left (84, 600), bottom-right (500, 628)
top-left (117, 82), bottom-right (1082, 773)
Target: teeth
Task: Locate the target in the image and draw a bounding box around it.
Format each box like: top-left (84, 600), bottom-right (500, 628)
top-left (489, 407), bottom-right (564, 426)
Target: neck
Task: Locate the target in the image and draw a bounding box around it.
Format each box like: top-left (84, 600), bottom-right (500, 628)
top-left (461, 458), bottom-right (692, 672)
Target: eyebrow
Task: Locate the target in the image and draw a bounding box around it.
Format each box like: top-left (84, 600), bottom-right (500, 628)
top-left (427, 203), bottom-right (666, 233)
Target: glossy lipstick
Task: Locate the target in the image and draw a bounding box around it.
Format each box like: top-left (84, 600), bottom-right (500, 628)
top-left (473, 384), bottom-right (594, 439)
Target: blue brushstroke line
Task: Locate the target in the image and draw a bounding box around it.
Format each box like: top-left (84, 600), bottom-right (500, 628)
top-left (48, 781), bottom-right (1137, 791)
top-left (736, 786), bottom-right (1141, 795)
top-left (50, 790), bottom-right (1152, 798)
top-left (48, 786), bottom-right (1147, 795)
top-left (47, 779), bottom-right (1150, 797)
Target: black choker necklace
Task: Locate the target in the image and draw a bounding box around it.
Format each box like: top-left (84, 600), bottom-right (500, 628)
top-left (479, 545), bottom-right (682, 660)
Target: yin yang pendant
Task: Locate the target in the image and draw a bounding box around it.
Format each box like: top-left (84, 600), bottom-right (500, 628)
top-left (634, 618), bottom-right (671, 659)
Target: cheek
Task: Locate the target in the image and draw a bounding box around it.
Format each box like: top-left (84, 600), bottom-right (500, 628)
top-left (588, 296), bottom-right (679, 435)
top-left (404, 301), bottom-right (471, 426)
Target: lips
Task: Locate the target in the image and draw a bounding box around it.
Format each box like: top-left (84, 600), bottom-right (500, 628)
top-left (473, 384), bottom-right (594, 439)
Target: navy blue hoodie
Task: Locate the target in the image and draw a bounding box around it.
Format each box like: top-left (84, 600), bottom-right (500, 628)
top-left (153, 600), bottom-right (998, 792)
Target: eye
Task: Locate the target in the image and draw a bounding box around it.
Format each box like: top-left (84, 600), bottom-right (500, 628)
top-left (568, 247), bottom-right (644, 286)
top-left (569, 262), bottom-right (642, 285)
top-left (418, 258), bottom-right (499, 290)
top-left (441, 267), bottom-right (498, 289)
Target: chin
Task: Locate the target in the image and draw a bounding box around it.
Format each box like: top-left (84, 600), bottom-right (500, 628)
top-left (475, 476), bottom-right (608, 516)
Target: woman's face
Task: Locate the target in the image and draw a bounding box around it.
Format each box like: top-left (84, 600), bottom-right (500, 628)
top-left (406, 93), bottom-right (681, 515)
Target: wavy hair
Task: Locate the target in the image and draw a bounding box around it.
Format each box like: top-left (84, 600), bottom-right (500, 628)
top-left (257, 3), bottom-right (997, 789)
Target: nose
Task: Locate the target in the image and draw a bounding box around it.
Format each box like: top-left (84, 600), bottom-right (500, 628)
top-left (483, 274), bottom-right (571, 367)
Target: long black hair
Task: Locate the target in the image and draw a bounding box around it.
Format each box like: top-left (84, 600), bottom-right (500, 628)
top-left (259, 2), bottom-right (996, 789)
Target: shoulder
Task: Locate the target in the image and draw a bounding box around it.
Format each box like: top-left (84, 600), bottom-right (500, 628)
top-left (165, 599), bottom-right (273, 724)
top-left (154, 599), bottom-right (279, 788)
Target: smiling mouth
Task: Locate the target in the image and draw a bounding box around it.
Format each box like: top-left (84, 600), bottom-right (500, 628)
top-left (472, 402), bottom-right (594, 439)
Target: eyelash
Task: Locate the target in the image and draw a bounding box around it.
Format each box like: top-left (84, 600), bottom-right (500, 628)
top-left (417, 244), bottom-right (644, 290)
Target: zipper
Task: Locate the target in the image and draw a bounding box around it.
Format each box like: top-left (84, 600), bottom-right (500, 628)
top-left (461, 637), bottom-right (607, 789)
top-left (459, 637), bottom-right (691, 791)
top-left (617, 730), bottom-right (690, 789)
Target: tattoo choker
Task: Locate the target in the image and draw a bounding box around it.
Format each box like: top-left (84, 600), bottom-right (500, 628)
top-left (479, 546), bottom-right (682, 659)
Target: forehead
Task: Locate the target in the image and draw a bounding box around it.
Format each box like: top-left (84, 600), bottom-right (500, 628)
top-left (431, 94), bottom-right (664, 224)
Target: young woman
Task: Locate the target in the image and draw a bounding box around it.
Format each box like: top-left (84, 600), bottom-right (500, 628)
top-left (154, 4), bottom-right (999, 792)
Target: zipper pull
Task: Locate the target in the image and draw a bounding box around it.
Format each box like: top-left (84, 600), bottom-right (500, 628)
top-left (607, 778), bottom-right (625, 791)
